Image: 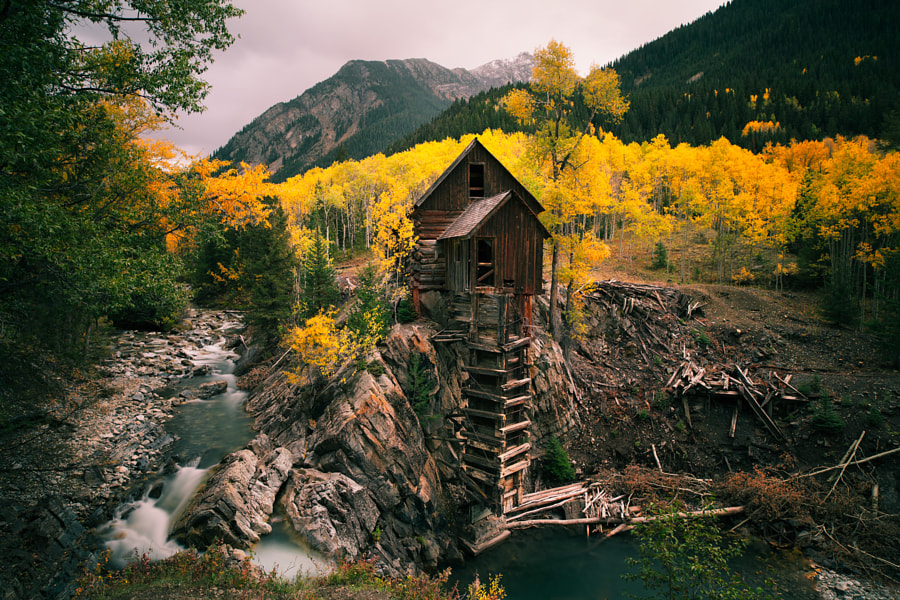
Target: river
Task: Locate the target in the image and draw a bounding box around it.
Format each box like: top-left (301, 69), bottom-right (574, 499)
top-left (452, 528), bottom-right (819, 599)
top-left (96, 319), bottom-right (818, 597)
top-left (98, 327), bottom-right (325, 577)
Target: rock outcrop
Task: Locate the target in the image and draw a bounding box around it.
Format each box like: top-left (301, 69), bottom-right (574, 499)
top-left (176, 317), bottom-right (579, 574)
top-left (173, 436), bottom-right (293, 548)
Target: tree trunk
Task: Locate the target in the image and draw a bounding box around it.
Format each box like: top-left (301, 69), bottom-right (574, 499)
top-left (549, 243), bottom-right (562, 339)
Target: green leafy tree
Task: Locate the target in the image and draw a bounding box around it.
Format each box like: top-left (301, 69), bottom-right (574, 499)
top-left (298, 230), bottom-right (340, 319)
top-left (0, 0), bottom-right (243, 349)
top-left (624, 501), bottom-right (770, 600)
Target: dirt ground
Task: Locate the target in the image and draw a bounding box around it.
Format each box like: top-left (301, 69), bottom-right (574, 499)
top-left (560, 281), bottom-right (900, 581)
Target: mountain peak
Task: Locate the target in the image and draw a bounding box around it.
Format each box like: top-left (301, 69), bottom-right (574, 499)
top-left (214, 54), bottom-right (533, 179)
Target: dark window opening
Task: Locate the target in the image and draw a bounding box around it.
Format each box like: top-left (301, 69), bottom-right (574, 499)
top-left (469, 163), bottom-right (485, 198)
top-left (476, 237), bottom-right (494, 287)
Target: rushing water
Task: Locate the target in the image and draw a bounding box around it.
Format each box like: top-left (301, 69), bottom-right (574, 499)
top-left (99, 331), bottom-right (322, 574)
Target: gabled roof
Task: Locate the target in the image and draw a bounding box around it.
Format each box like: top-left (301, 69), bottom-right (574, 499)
top-left (438, 190), bottom-right (551, 241)
top-left (413, 137), bottom-right (544, 217)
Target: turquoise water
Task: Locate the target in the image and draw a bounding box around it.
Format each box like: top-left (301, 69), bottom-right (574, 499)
top-left (450, 529), bottom-right (818, 600)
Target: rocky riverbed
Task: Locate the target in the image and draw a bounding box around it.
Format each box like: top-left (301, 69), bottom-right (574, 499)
top-left (0, 308), bottom-right (246, 599)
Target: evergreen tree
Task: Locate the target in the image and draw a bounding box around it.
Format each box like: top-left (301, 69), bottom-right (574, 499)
top-left (346, 265), bottom-right (390, 342)
top-left (235, 199), bottom-right (297, 335)
top-left (299, 230), bottom-right (340, 319)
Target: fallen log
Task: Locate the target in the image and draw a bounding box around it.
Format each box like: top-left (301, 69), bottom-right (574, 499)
top-left (507, 506), bottom-right (745, 530)
top-left (797, 446), bottom-right (900, 478)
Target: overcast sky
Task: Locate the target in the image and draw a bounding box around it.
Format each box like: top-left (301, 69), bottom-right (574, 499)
top-left (159, 0), bottom-right (727, 158)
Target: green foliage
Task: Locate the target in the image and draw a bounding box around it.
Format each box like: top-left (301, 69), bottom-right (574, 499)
top-left (624, 501), bottom-right (771, 600)
top-left (408, 353), bottom-right (437, 419)
top-left (0, 0), bottom-right (241, 365)
top-left (190, 199), bottom-right (297, 336)
top-left (651, 241), bottom-right (670, 270)
top-left (542, 436), bottom-right (576, 483)
top-left (866, 405), bottom-right (884, 428)
top-left (692, 328), bottom-right (711, 346)
top-left (347, 265), bottom-right (390, 342)
top-left (396, 291), bottom-right (418, 324)
top-left (297, 230), bottom-right (341, 320)
top-left (810, 396), bottom-right (844, 434)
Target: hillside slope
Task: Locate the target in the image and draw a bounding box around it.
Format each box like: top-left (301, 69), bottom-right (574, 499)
top-left (214, 54), bottom-right (533, 180)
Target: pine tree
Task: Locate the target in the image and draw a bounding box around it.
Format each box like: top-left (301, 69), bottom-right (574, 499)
top-left (299, 230), bottom-right (340, 320)
top-left (236, 199), bottom-right (297, 335)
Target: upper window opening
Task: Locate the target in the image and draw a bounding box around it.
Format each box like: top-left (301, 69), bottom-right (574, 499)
top-left (469, 163), bottom-right (485, 198)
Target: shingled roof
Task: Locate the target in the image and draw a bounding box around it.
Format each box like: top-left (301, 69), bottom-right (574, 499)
top-left (437, 192), bottom-right (510, 240)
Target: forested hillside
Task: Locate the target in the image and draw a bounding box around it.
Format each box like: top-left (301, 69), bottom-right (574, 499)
top-left (396, 0), bottom-right (900, 152)
top-left (611, 0), bottom-right (900, 147)
top-left (213, 55), bottom-right (534, 182)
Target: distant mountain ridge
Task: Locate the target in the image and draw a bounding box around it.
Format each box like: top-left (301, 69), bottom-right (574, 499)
top-left (214, 53), bottom-right (533, 180)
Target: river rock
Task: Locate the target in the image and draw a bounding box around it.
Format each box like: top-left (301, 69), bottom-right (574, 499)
top-left (279, 468), bottom-right (379, 560)
top-left (198, 380), bottom-right (228, 399)
top-left (173, 439), bottom-right (293, 549)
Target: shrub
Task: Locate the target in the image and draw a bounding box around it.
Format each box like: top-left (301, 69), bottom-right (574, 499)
top-left (866, 405), bottom-right (884, 428)
top-left (810, 396), bottom-right (844, 434)
top-left (623, 500), bottom-right (771, 600)
top-left (542, 436), bottom-right (576, 483)
top-left (408, 353), bottom-right (436, 419)
top-left (650, 241), bottom-right (669, 270)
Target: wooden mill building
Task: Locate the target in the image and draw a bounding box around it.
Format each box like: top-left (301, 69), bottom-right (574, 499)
top-left (410, 138), bottom-right (550, 513)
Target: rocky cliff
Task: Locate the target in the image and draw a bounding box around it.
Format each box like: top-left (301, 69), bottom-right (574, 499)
top-left (213, 54), bottom-right (533, 180)
top-left (173, 315), bottom-right (578, 575)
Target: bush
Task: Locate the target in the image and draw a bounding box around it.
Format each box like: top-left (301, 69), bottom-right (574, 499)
top-left (650, 241), bottom-right (669, 270)
top-left (408, 353), bottom-right (436, 419)
top-left (542, 436), bottom-right (576, 483)
top-left (810, 396), bottom-right (844, 434)
top-left (623, 500), bottom-right (771, 600)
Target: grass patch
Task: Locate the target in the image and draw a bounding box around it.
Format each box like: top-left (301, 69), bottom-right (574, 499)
top-left (77, 547), bottom-right (495, 600)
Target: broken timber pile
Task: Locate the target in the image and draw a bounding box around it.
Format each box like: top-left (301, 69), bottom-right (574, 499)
top-left (504, 480), bottom-right (744, 534)
top-left (581, 281), bottom-right (704, 366)
top-left (666, 356), bottom-right (808, 441)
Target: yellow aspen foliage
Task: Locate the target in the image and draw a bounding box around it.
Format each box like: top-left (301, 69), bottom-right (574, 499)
top-left (193, 159), bottom-right (274, 228)
top-left (285, 312), bottom-right (357, 383)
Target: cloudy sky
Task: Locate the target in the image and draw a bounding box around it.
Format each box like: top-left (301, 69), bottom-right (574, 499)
top-left (160, 0), bottom-right (727, 158)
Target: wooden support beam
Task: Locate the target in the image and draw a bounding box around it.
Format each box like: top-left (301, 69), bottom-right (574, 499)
top-left (501, 378), bottom-right (531, 391)
top-left (500, 459), bottom-right (531, 479)
top-left (500, 420), bottom-right (532, 435)
top-left (498, 442), bottom-right (531, 463)
top-left (462, 407), bottom-right (507, 421)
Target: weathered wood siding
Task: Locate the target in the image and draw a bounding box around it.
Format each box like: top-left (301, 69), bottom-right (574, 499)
top-left (461, 198), bottom-right (544, 295)
top-left (416, 144), bottom-right (536, 214)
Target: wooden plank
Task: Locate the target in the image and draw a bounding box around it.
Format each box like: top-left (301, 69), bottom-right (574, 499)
top-left (463, 365), bottom-right (514, 376)
top-left (498, 442), bottom-right (531, 463)
top-left (501, 377), bottom-right (531, 391)
top-left (464, 387), bottom-right (512, 402)
top-left (462, 407), bottom-right (507, 421)
top-left (503, 336), bottom-right (532, 352)
top-left (500, 419), bottom-right (531, 435)
top-left (500, 459), bottom-right (530, 479)
top-left (504, 395), bottom-right (531, 409)
top-left (463, 452), bottom-right (500, 471)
